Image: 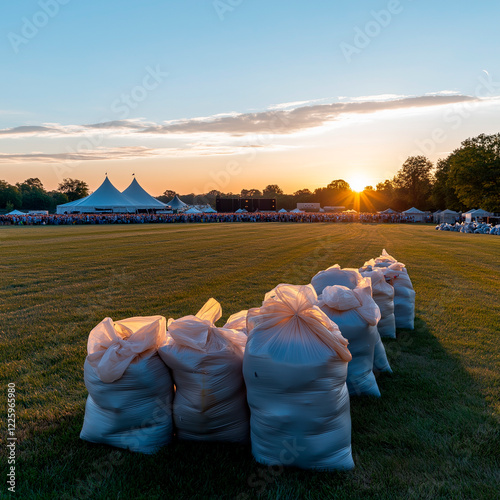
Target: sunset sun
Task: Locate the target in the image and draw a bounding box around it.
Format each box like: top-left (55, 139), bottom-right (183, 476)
top-left (347, 175), bottom-right (370, 193)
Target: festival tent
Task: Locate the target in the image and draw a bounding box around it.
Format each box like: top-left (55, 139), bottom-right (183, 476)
top-left (7, 210), bottom-right (26, 215)
top-left (380, 208), bottom-right (398, 214)
top-left (201, 206), bottom-right (217, 213)
top-left (235, 208), bottom-right (248, 213)
top-left (465, 209), bottom-right (491, 222)
top-left (56, 177), bottom-right (136, 214)
top-left (184, 207), bottom-right (202, 214)
top-left (290, 208), bottom-right (304, 213)
top-left (402, 207), bottom-right (426, 222)
top-left (343, 209), bottom-right (358, 214)
top-left (56, 195), bottom-right (91, 214)
top-left (432, 210), bottom-right (442, 223)
top-left (166, 195), bottom-right (188, 211)
top-left (440, 209), bottom-right (459, 224)
top-left (278, 208), bottom-right (288, 213)
top-left (121, 178), bottom-right (167, 211)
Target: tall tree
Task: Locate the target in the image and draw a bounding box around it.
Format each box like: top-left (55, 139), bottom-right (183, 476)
top-left (0, 180), bottom-right (22, 209)
top-left (327, 179), bottom-right (351, 191)
top-left (447, 133), bottom-right (500, 212)
top-left (431, 158), bottom-right (463, 211)
top-left (57, 178), bottom-right (89, 202)
top-left (393, 156), bottom-right (433, 209)
top-left (16, 178), bottom-right (52, 210)
top-left (263, 184), bottom-right (284, 196)
top-left (241, 188), bottom-right (262, 198)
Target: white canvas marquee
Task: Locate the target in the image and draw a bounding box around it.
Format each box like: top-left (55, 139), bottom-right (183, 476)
top-left (440, 209), bottom-right (459, 224)
top-left (56, 177), bottom-right (165, 214)
top-left (402, 207), bottom-right (426, 222)
top-left (122, 178), bottom-right (167, 211)
top-left (465, 209), bottom-right (491, 222)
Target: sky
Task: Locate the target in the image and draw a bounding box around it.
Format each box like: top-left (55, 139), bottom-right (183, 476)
top-left (1, 0), bottom-right (500, 195)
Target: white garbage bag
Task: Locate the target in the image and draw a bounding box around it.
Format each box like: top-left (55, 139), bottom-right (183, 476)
top-left (359, 268), bottom-right (396, 339)
top-left (80, 316), bottom-right (173, 454)
top-left (363, 250), bottom-right (415, 330)
top-left (319, 281), bottom-right (386, 397)
top-left (311, 265), bottom-right (392, 375)
top-left (159, 299), bottom-right (249, 443)
top-left (363, 248), bottom-right (397, 269)
top-left (311, 264), bottom-right (361, 295)
top-left (223, 309), bottom-right (248, 334)
top-left (243, 284), bottom-right (354, 470)
top-left (384, 263), bottom-right (416, 330)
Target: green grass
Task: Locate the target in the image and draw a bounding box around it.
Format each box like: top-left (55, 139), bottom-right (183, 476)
top-left (0, 223), bottom-right (499, 499)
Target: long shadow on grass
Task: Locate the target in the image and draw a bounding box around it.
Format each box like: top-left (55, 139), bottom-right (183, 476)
top-left (15, 316), bottom-right (500, 500)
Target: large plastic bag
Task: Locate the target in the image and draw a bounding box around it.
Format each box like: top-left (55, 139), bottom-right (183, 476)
top-left (243, 284), bottom-right (354, 471)
top-left (319, 281), bottom-right (383, 397)
top-left (359, 268), bottom-right (396, 339)
top-left (384, 263), bottom-right (416, 330)
top-left (363, 248), bottom-right (397, 268)
top-left (311, 264), bottom-right (361, 295)
top-left (363, 249), bottom-right (415, 329)
top-left (311, 266), bottom-right (392, 375)
top-left (223, 309), bottom-right (248, 334)
top-left (80, 316), bottom-right (173, 454)
top-left (159, 299), bottom-right (249, 443)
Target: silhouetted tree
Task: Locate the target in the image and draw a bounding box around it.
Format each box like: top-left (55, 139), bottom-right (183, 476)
top-left (57, 178), bottom-right (89, 202)
top-left (447, 133), bottom-right (500, 212)
top-left (393, 156), bottom-right (433, 209)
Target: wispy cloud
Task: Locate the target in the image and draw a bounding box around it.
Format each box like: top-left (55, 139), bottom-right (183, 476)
top-left (345, 94), bottom-right (412, 102)
top-left (0, 142), bottom-right (293, 163)
top-left (425, 90), bottom-right (462, 96)
top-left (0, 146), bottom-right (155, 163)
top-left (0, 94), bottom-right (482, 143)
top-left (140, 95), bottom-right (478, 136)
top-left (268, 98), bottom-right (332, 110)
top-left (0, 125), bottom-right (60, 135)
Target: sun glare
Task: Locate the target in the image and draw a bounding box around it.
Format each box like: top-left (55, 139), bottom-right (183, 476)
top-left (348, 174), bottom-right (369, 193)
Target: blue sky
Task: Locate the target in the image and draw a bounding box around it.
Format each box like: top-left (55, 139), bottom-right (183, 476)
top-left (1, 0), bottom-right (499, 194)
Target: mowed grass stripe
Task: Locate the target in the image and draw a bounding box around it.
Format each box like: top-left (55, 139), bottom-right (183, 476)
top-left (0, 223), bottom-right (498, 499)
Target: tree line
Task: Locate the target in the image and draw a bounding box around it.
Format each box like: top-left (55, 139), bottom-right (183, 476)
top-left (1, 133), bottom-right (498, 213)
top-left (160, 133), bottom-right (500, 213)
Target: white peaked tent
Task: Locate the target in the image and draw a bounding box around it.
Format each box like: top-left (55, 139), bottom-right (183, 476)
top-left (7, 209), bottom-right (26, 215)
top-left (465, 209), bottom-right (491, 222)
top-left (440, 209), bottom-right (459, 224)
top-left (432, 210), bottom-right (442, 223)
top-left (166, 195), bottom-right (188, 211)
top-left (121, 178), bottom-right (167, 211)
top-left (290, 208), bottom-right (304, 213)
top-left (57, 177), bottom-right (136, 214)
top-left (201, 206), bottom-right (217, 213)
top-left (184, 207), bottom-right (202, 214)
top-left (403, 207), bottom-right (426, 222)
top-left (380, 208), bottom-right (398, 215)
top-left (278, 208), bottom-right (288, 213)
top-left (56, 195), bottom-right (91, 214)
top-left (235, 208), bottom-right (247, 213)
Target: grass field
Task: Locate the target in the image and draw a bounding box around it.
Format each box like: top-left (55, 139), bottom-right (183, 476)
top-left (0, 223), bottom-right (499, 499)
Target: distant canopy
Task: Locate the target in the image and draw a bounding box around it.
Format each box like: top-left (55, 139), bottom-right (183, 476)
top-left (166, 195), bottom-right (188, 210)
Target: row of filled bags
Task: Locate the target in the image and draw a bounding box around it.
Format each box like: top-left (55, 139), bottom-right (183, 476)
top-left (80, 250), bottom-right (416, 470)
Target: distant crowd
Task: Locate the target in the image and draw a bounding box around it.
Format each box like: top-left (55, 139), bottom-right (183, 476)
top-left (0, 212), bottom-right (431, 226)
